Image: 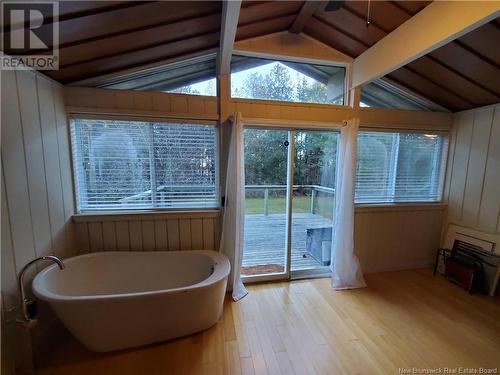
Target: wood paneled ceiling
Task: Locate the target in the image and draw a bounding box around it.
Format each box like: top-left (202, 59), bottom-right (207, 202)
top-left (304, 1), bottom-right (500, 111)
top-left (6, 0), bottom-right (498, 112)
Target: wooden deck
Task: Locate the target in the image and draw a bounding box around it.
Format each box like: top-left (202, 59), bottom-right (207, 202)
top-left (243, 213), bottom-right (332, 273)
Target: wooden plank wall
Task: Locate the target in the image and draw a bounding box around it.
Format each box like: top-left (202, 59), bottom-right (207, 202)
top-left (227, 99), bottom-right (452, 130)
top-left (234, 32), bottom-right (353, 64)
top-left (226, 99), bottom-right (351, 125)
top-left (65, 87), bottom-right (218, 119)
top-left (443, 104), bottom-right (500, 235)
top-left (72, 206), bottom-right (443, 273)
top-left (357, 107), bottom-right (452, 131)
top-left (73, 212), bottom-right (220, 253)
top-left (1, 70), bottom-right (76, 374)
top-left (354, 205), bottom-right (445, 273)
top-left (1, 70), bottom-right (76, 308)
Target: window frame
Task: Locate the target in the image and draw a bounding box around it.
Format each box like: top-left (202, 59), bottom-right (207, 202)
top-left (89, 52), bottom-right (219, 97)
top-left (69, 114), bottom-right (220, 214)
top-left (354, 128), bottom-right (449, 205)
top-left (360, 78), bottom-right (449, 112)
top-left (230, 50), bottom-right (351, 108)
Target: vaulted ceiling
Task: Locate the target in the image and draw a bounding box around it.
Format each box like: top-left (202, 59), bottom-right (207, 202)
top-left (5, 1), bottom-right (499, 112)
top-left (303, 1), bottom-right (500, 112)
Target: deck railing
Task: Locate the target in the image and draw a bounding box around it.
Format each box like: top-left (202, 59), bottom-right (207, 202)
top-left (117, 184), bottom-right (217, 207)
top-left (245, 184), bottom-right (335, 216)
top-left (116, 184), bottom-right (334, 213)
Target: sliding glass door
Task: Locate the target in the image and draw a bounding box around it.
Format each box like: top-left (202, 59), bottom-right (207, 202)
top-left (242, 127), bottom-right (338, 281)
top-left (291, 130), bottom-right (338, 276)
top-left (241, 128), bottom-right (290, 278)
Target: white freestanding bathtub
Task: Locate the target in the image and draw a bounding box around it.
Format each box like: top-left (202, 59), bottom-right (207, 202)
top-left (32, 250), bottom-right (230, 352)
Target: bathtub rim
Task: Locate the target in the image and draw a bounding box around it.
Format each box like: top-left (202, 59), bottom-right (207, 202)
top-left (32, 250), bottom-right (230, 303)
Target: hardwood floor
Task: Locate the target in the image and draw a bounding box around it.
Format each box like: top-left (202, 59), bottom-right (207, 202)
top-left (37, 269), bottom-right (500, 375)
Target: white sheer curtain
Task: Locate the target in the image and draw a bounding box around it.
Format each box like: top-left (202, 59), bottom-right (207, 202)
top-left (219, 112), bottom-right (248, 301)
top-left (330, 118), bottom-right (366, 290)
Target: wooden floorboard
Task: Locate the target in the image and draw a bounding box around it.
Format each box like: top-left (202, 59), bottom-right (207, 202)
top-left (37, 269), bottom-right (500, 375)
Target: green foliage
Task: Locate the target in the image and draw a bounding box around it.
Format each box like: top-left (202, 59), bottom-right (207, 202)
top-left (294, 131), bottom-right (338, 188)
top-left (245, 194), bottom-right (333, 219)
top-left (240, 63), bottom-right (340, 192)
top-left (244, 129), bottom-right (288, 185)
top-left (167, 78), bottom-right (216, 96)
top-left (245, 196), bottom-right (297, 215)
top-left (296, 76), bottom-right (328, 103)
top-left (239, 62), bottom-right (341, 104)
top-left (244, 129), bottom-right (338, 189)
top-left (242, 64), bottom-right (295, 101)
top-left (168, 85), bottom-right (201, 95)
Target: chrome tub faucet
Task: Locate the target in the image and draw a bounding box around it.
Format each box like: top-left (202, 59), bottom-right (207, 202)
top-left (18, 256), bottom-right (65, 321)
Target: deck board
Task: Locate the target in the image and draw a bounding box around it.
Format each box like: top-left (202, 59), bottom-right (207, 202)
top-left (243, 213), bottom-right (332, 272)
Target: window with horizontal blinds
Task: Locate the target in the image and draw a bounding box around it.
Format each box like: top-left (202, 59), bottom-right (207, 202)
top-left (355, 131), bottom-right (448, 204)
top-left (71, 118), bottom-right (219, 211)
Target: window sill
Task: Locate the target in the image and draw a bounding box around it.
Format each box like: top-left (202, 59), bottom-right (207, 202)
top-left (72, 204), bottom-right (445, 222)
top-left (354, 202), bottom-right (446, 213)
top-left (229, 97), bottom-right (349, 110)
top-left (72, 209), bottom-right (220, 222)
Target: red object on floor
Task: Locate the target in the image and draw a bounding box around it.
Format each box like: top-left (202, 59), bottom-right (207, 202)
top-left (445, 257), bottom-right (475, 291)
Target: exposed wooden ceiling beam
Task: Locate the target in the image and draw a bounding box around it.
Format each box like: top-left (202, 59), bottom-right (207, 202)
top-left (324, 4), bottom-right (500, 101)
top-left (218, 0), bottom-right (241, 75)
top-left (289, 1), bottom-right (327, 34)
top-left (304, 15), bottom-right (486, 110)
top-left (352, 1), bottom-right (500, 88)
